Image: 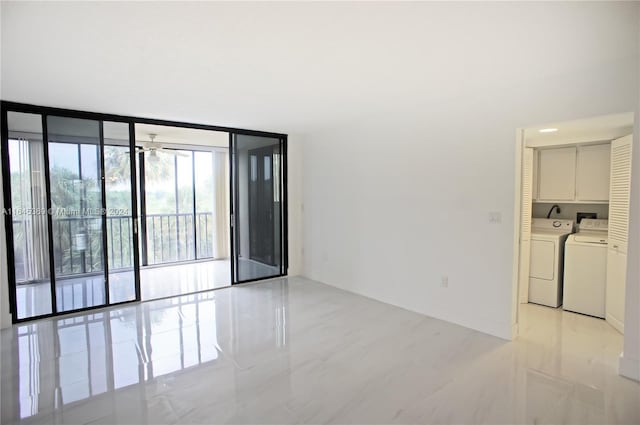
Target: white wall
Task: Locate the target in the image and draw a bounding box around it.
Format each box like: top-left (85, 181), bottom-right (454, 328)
top-left (301, 4), bottom-right (639, 340)
top-left (620, 10), bottom-right (640, 381)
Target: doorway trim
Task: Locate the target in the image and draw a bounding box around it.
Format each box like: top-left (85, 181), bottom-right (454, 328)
top-left (511, 114), bottom-right (638, 381)
top-left (510, 128), bottom-right (525, 339)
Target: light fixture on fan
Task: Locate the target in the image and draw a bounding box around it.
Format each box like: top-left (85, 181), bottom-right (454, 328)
top-left (135, 133), bottom-right (188, 160)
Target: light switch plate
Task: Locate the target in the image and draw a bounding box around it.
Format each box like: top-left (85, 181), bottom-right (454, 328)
top-left (489, 212), bottom-right (502, 224)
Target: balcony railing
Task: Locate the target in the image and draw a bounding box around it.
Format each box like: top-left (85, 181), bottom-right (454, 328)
top-left (12, 212), bottom-right (214, 283)
top-left (145, 212), bottom-right (214, 264)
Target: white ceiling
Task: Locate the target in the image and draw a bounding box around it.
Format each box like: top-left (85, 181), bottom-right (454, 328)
top-left (524, 112), bottom-right (635, 147)
top-left (1, 2), bottom-right (638, 134)
top-left (134, 123), bottom-right (228, 147)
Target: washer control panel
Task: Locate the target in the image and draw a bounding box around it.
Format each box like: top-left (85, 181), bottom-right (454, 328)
top-left (531, 218), bottom-right (575, 232)
top-left (579, 219), bottom-right (608, 232)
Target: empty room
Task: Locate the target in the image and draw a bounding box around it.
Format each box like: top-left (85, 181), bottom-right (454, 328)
top-left (1, 1), bottom-right (639, 424)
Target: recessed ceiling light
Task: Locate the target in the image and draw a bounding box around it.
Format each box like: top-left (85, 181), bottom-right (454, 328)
top-left (539, 128), bottom-right (558, 133)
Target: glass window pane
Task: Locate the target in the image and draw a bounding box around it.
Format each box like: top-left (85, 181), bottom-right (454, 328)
top-left (47, 116), bottom-right (106, 313)
top-left (264, 156), bottom-right (271, 181)
top-left (176, 151), bottom-right (194, 262)
top-left (143, 150), bottom-right (176, 265)
top-left (195, 151), bottom-right (214, 259)
top-left (7, 112), bottom-right (53, 319)
top-left (104, 122), bottom-right (136, 303)
top-left (234, 135), bottom-right (283, 282)
top-left (250, 155), bottom-right (257, 182)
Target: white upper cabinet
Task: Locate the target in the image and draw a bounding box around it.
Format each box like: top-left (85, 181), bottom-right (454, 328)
top-left (537, 147), bottom-right (576, 201)
top-left (534, 143), bottom-right (612, 203)
top-left (576, 144), bottom-right (611, 202)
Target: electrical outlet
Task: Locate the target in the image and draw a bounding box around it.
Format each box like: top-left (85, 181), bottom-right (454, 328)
top-left (441, 276), bottom-right (449, 288)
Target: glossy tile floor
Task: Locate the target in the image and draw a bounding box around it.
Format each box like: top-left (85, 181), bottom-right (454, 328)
top-left (140, 259), bottom-right (231, 301)
top-left (15, 271), bottom-right (138, 320)
top-left (2, 277), bottom-right (639, 424)
top-left (16, 258), bottom-right (280, 320)
top-left (140, 258), bottom-right (279, 300)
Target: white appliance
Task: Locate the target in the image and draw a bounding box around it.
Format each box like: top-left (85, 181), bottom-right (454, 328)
top-left (563, 219), bottom-right (608, 318)
top-left (529, 218), bottom-right (575, 308)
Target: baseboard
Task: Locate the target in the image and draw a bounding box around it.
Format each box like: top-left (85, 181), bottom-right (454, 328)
top-left (619, 353), bottom-right (640, 381)
top-left (605, 312), bottom-right (624, 334)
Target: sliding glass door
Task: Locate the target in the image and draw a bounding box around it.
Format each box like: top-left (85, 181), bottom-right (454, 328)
top-left (5, 112), bottom-right (53, 319)
top-left (2, 101), bottom-right (287, 322)
top-left (47, 116), bottom-right (106, 312)
top-left (231, 134), bottom-right (287, 283)
top-left (104, 122), bottom-right (138, 304)
top-left (2, 108), bottom-right (140, 321)
top-left (134, 124), bottom-right (231, 301)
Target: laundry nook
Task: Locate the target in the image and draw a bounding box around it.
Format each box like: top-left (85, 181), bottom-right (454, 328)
top-left (518, 116), bottom-right (633, 335)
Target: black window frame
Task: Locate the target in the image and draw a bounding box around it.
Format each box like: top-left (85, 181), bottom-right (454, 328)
top-left (1, 100), bottom-right (289, 324)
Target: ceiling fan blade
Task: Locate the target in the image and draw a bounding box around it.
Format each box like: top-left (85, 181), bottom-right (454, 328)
top-left (154, 148), bottom-right (188, 157)
top-left (124, 147), bottom-right (144, 155)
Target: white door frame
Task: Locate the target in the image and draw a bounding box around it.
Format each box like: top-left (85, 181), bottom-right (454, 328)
top-left (510, 124), bottom-right (639, 382)
top-left (510, 129), bottom-right (525, 338)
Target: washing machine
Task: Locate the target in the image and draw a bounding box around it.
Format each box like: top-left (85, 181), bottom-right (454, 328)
top-left (563, 219), bottom-right (608, 318)
top-left (529, 218), bottom-right (575, 308)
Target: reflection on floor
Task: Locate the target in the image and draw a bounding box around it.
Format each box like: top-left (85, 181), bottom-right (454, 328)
top-left (2, 278), bottom-right (638, 424)
top-left (140, 258), bottom-right (279, 300)
top-left (236, 257), bottom-right (281, 282)
top-left (16, 258), bottom-right (281, 319)
top-left (15, 271), bottom-right (138, 319)
top-left (15, 260), bottom-right (231, 319)
top-left (140, 259), bottom-right (230, 301)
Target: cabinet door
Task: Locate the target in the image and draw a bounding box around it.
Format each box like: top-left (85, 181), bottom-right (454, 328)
top-left (576, 144), bottom-right (611, 201)
top-left (606, 248), bottom-right (626, 334)
top-left (537, 147), bottom-right (576, 201)
top-left (608, 135), bottom-right (633, 253)
top-left (532, 150), bottom-right (539, 201)
top-left (519, 148), bottom-right (534, 303)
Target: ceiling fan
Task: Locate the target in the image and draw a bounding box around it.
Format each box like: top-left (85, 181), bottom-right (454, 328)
top-left (134, 133), bottom-right (188, 159)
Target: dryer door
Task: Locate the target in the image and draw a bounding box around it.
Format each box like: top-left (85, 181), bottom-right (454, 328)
top-left (530, 239), bottom-right (555, 280)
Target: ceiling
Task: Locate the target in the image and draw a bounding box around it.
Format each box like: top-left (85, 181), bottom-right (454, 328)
top-left (524, 112), bottom-right (634, 147)
top-left (133, 123), bottom-right (228, 147)
top-left (1, 2), bottom-right (638, 134)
